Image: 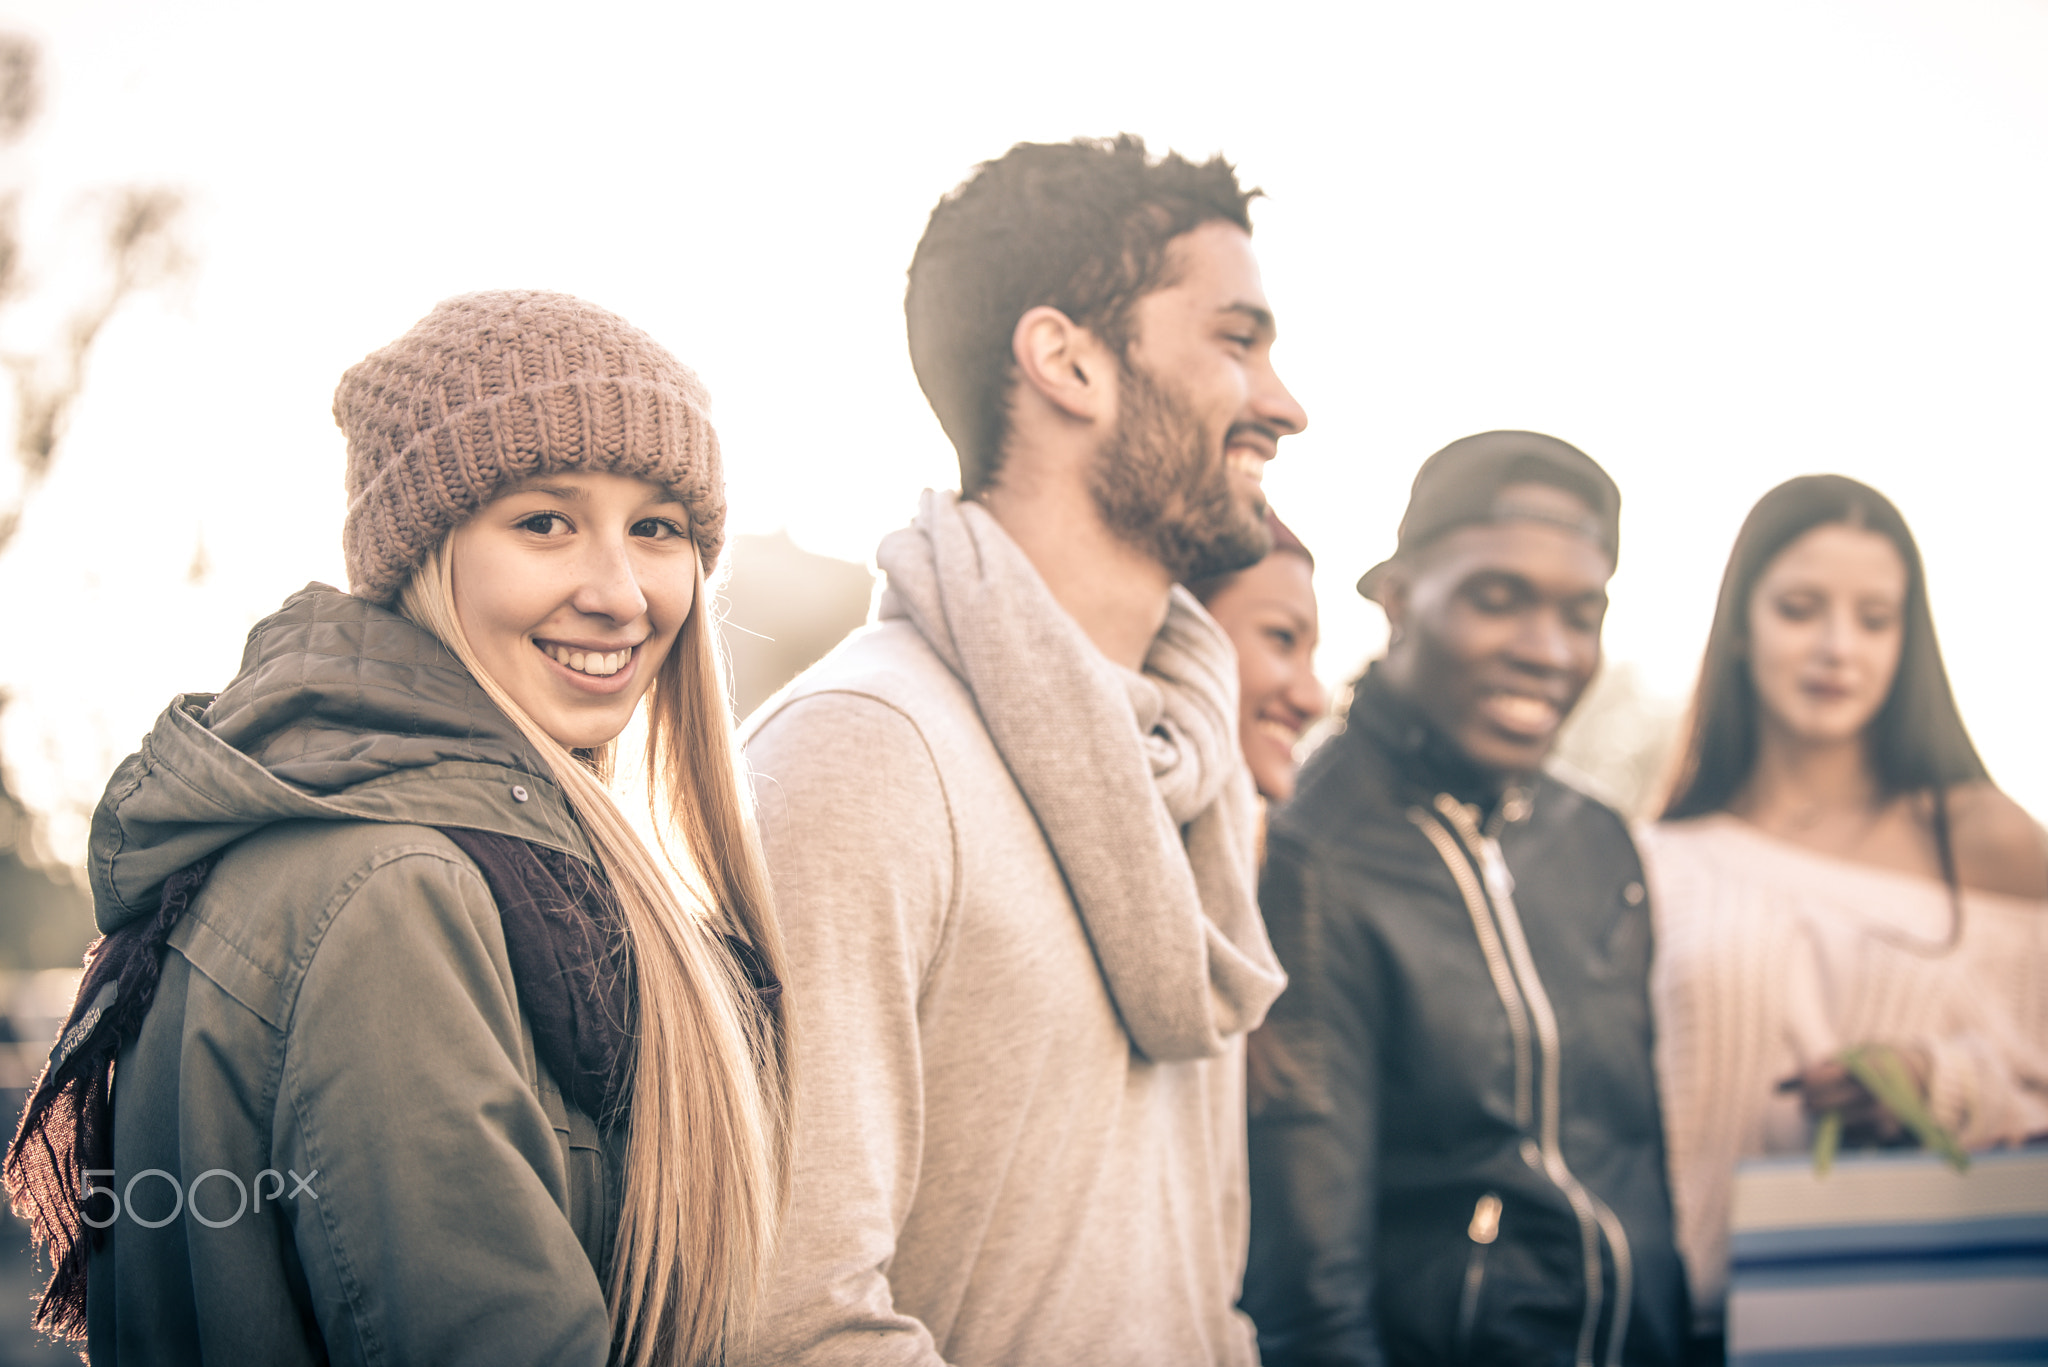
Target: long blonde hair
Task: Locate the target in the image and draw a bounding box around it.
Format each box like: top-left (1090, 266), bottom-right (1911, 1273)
top-left (399, 538), bottom-right (792, 1367)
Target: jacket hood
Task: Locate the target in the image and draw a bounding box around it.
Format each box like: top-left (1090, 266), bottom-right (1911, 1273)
top-left (89, 584), bottom-right (593, 932)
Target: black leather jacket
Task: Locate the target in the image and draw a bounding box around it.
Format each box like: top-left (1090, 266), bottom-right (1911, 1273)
top-left (1242, 669), bottom-right (1687, 1367)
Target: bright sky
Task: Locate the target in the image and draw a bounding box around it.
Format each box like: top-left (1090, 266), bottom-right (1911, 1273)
top-left (2, 0), bottom-right (2044, 867)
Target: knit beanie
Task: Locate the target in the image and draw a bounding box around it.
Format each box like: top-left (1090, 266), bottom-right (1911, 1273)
top-left (334, 290), bottom-right (724, 604)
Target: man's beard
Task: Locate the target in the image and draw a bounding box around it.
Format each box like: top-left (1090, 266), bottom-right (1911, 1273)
top-left (1088, 361), bottom-right (1271, 581)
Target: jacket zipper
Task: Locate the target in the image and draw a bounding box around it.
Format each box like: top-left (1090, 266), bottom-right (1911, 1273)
top-left (1463, 817), bottom-right (1635, 1367)
top-left (1409, 810), bottom-right (1534, 1130)
top-left (1412, 795), bottom-right (1633, 1367)
top-left (1456, 1191), bottom-right (1502, 1360)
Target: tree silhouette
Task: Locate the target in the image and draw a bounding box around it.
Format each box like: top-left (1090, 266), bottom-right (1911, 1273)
top-left (0, 31), bottom-right (190, 969)
top-left (0, 33), bottom-right (188, 557)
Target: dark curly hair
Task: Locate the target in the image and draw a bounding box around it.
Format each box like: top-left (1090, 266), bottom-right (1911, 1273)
top-left (906, 134), bottom-right (1259, 496)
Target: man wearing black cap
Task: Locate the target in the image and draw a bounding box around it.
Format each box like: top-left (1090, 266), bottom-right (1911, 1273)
top-left (1241, 432), bottom-right (1688, 1366)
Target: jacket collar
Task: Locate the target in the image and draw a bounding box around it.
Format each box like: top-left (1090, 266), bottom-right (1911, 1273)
top-left (1347, 664), bottom-right (1527, 822)
top-left (89, 584), bottom-right (593, 930)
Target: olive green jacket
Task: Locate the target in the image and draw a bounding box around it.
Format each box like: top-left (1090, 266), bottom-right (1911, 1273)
top-left (83, 585), bottom-right (622, 1366)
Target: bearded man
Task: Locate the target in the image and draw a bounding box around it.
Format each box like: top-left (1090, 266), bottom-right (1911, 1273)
top-left (737, 135), bottom-right (1308, 1366)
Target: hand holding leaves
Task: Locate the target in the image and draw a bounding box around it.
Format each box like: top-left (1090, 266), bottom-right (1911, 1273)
top-left (1794, 1043), bottom-right (1970, 1175)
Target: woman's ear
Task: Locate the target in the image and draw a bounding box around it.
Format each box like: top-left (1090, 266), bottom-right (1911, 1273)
top-left (1011, 305), bottom-right (1114, 423)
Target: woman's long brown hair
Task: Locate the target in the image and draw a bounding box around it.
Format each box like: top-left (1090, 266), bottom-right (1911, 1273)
top-left (1658, 473), bottom-right (1991, 951)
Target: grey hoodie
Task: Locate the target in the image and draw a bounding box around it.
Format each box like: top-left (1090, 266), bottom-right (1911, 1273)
top-left (83, 585), bottom-right (619, 1366)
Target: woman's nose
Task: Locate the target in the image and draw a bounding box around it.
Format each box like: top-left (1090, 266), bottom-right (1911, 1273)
top-left (1288, 661), bottom-right (1329, 721)
top-left (572, 537), bottom-right (649, 622)
top-left (1814, 605), bottom-right (1856, 658)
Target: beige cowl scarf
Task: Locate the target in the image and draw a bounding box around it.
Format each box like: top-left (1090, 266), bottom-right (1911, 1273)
top-left (876, 489), bottom-right (1286, 1062)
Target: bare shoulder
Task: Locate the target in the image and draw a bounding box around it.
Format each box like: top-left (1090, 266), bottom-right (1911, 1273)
top-left (1945, 782), bottom-right (2048, 901)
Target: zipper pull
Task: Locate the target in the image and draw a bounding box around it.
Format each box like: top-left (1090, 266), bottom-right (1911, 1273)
top-left (1468, 1192), bottom-right (1503, 1244)
top-left (1479, 839), bottom-right (1516, 901)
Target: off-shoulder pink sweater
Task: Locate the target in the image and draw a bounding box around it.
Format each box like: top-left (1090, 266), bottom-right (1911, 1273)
top-left (1636, 814), bottom-right (2048, 1330)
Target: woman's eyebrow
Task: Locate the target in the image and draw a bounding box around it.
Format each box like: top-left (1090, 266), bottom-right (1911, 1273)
top-left (507, 479), bottom-right (686, 512)
top-left (513, 481), bottom-right (588, 502)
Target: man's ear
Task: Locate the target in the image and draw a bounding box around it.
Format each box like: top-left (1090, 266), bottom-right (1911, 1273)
top-left (1011, 305), bottom-right (1114, 423)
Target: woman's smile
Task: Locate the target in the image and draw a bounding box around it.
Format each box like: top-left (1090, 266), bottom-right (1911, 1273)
top-left (535, 638), bottom-right (643, 682)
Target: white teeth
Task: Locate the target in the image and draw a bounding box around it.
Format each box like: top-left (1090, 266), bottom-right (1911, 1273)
top-left (542, 643), bottom-right (629, 677)
top-left (1227, 450), bottom-right (1265, 481)
top-left (1489, 694), bottom-right (1560, 734)
top-left (1257, 719), bottom-right (1298, 742)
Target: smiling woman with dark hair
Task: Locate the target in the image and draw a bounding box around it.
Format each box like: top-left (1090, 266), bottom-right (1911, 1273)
top-left (1639, 473), bottom-right (2048, 1355)
top-left (1186, 509), bottom-right (1326, 805)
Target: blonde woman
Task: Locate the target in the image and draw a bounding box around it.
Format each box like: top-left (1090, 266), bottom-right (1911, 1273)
top-left (6, 292), bottom-right (790, 1366)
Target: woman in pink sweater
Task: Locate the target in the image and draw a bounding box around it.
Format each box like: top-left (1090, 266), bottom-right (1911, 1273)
top-left (1638, 474), bottom-right (2047, 1352)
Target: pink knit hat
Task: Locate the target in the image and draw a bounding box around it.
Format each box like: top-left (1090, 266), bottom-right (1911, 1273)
top-left (334, 290), bottom-right (725, 603)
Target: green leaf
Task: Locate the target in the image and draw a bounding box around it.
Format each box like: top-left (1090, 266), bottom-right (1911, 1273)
top-left (1814, 1109), bottom-right (1841, 1176)
top-left (1840, 1044), bottom-right (1971, 1174)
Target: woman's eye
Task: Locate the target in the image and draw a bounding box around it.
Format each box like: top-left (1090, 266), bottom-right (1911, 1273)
top-left (518, 512), bottom-right (568, 536)
top-left (1773, 595), bottom-right (1820, 622)
top-left (632, 517), bottom-right (688, 539)
top-left (1264, 627), bottom-right (1297, 651)
top-left (1860, 611), bottom-right (1899, 633)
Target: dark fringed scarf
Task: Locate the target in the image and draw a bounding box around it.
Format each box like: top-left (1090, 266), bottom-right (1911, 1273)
top-left (3, 854), bottom-right (219, 1339)
top-left (444, 830), bottom-right (639, 1127)
top-left (4, 828), bottom-right (780, 1341)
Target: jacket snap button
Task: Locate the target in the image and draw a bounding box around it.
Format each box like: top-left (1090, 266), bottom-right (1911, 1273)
top-left (1624, 880), bottom-right (1645, 905)
top-left (511, 785), bottom-right (529, 803)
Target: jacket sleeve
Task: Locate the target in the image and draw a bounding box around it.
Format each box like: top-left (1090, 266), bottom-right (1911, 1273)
top-left (275, 844), bottom-right (612, 1367)
top-left (1242, 831), bottom-right (1390, 1367)
top-left (737, 691), bottom-right (959, 1367)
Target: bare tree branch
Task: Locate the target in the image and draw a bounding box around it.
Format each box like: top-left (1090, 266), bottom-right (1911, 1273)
top-left (0, 32), bottom-right (38, 145)
top-left (0, 28), bottom-right (189, 557)
top-left (3, 186), bottom-right (189, 506)
top-left (0, 31), bottom-right (192, 908)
